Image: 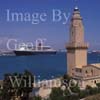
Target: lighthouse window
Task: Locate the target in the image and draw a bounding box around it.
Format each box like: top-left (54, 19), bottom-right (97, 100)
top-left (85, 70), bottom-right (88, 74)
top-left (80, 69), bottom-right (82, 73)
top-left (91, 69), bottom-right (93, 75)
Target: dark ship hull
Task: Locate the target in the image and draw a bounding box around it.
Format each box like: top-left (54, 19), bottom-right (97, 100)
top-left (14, 50), bottom-right (57, 56)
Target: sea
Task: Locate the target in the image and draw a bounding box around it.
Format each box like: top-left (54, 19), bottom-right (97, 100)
top-left (0, 52), bottom-right (100, 80)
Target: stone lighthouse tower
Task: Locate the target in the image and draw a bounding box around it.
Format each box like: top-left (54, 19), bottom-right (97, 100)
top-left (66, 7), bottom-right (88, 76)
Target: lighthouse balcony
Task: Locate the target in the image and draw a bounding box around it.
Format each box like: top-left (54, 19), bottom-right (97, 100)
top-left (66, 42), bottom-right (89, 49)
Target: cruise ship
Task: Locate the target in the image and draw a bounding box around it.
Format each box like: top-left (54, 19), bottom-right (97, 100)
top-left (14, 39), bottom-right (57, 56)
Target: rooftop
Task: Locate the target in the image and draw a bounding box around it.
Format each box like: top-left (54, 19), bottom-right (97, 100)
top-left (91, 63), bottom-right (100, 68)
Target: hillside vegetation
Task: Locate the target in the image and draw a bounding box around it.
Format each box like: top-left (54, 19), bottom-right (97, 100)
top-left (85, 94), bottom-right (100, 100)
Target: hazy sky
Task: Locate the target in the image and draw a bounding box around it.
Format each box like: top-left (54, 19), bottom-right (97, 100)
top-left (0, 0), bottom-right (100, 50)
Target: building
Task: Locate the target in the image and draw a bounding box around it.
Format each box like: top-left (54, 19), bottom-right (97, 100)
top-left (34, 78), bottom-right (61, 99)
top-left (66, 7), bottom-right (100, 89)
top-left (75, 64), bottom-right (100, 88)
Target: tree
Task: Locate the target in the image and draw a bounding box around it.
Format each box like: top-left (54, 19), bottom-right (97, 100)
top-left (33, 96), bottom-right (42, 100)
top-left (21, 70), bottom-right (34, 100)
top-left (1, 70), bottom-right (34, 100)
top-left (63, 74), bottom-right (72, 83)
top-left (79, 90), bottom-right (87, 99)
top-left (49, 87), bottom-right (64, 100)
top-left (2, 73), bottom-right (15, 100)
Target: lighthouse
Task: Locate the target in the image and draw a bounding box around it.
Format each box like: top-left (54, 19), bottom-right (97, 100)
top-left (66, 7), bottom-right (88, 77)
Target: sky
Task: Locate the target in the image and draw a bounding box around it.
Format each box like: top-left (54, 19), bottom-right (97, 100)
top-left (0, 0), bottom-right (100, 50)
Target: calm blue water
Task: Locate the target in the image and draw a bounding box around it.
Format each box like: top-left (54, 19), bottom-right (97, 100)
top-left (0, 52), bottom-right (100, 79)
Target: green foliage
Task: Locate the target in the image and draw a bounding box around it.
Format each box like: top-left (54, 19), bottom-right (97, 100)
top-left (96, 83), bottom-right (100, 88)
top-left (79, 90), bottom-right (88, 99)
top-left (70, 83), bottom-right (80, 93)
top-left (49, 87), bottom-right (64, 100)
top-left (85, 94), bottom-right (100, 100)
top-left (63, 74), bottom-right (72, 83)
top-left (49, 87), bottom-right (80, 100)
top-left (33, 96), bottom-right (42, 100)
top-left (1, 70), bottom-right (34, 100)
top-left (85, 85), bottom-right (98, 96)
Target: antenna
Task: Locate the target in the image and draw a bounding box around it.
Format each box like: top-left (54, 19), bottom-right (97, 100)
top-left (75, 0), bottom-right (78, 7)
